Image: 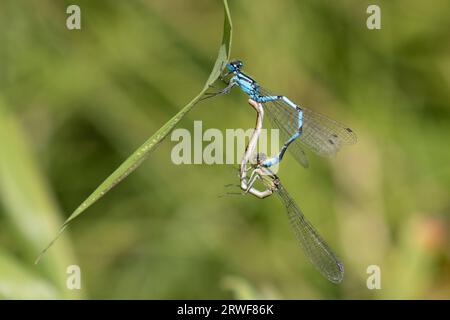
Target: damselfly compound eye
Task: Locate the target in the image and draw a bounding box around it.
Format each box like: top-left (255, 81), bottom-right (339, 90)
top-left (228, 60), bottom-right (243, 71)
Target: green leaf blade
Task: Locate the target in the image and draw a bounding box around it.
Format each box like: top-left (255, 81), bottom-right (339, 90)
top-left (37, 0), bottom-right (233, 262)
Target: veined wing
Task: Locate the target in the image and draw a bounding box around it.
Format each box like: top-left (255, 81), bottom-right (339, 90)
top-left (275, 181), bottom-right (344, 283)
top-left (261, 88), bottom-right (357, 158)
top-left (261, 100), bottom-right (310, 168)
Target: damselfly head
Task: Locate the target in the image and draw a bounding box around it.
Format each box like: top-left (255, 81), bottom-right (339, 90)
top-left (253, 152), bottom-right (267, 165)
top-left (227, 60), bottom-right (243, 72)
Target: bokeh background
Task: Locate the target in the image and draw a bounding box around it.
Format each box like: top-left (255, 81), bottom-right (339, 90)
top-left (0, 0), bottom-right (449, 299)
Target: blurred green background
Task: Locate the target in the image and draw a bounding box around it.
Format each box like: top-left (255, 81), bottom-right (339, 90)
top-left (0, 0), bottom-right (449, 299)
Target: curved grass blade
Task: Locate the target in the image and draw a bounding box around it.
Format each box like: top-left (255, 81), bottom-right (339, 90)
top-left (36, 0), bottom-right (233, 263)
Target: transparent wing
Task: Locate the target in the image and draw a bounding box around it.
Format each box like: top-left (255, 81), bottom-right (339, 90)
top-left (260, 88), bottom-right (357, 158)
top-left (275, 182), bottom-right (344, 283)
top-left (263, 102), bottom-right (310, 168)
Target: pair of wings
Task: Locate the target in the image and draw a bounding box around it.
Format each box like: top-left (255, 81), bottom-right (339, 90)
top-left (261, 91), bottom-right (352, 282)
top-left (267, 179), bottom-right (344, 283)
top-left (261, 88), bottom-right (357, 168)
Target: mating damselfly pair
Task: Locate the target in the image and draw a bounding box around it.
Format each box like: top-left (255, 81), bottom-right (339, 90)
top-left (203, 60), bottom-right (356, 283)
top-left (204, 60), bottom-right (357, 169)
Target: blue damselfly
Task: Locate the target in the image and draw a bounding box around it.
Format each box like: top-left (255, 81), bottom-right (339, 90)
top-left (204, 60), bottom-right (357, 168)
